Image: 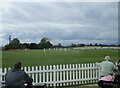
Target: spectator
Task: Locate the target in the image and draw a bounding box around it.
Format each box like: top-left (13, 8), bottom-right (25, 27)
top-left (5, 61), bottom-right (33, 88)
top-left (96, 56), bottom-right (116, 77)
top-left (96, 56), bottom-right (116, 88)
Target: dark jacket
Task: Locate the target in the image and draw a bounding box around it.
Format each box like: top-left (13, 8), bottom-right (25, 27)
top-left (5, 68), bottom-right (33, 88)
top-left (116, 64), bottom-right (120, 75)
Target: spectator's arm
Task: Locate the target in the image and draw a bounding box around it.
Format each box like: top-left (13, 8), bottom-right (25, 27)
top-left (96, 62), bottom-right (101, 67)
top-left (24, 71), bottom-right (33, 84)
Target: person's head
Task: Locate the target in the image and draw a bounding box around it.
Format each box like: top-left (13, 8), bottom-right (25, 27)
top-left (14, 61), bottom-right (22, 69)
top-left (104, 56), bottom-right (111, 61)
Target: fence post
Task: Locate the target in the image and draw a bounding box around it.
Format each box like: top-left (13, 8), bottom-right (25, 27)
top-left (53, 65), bottom-right (56, 88)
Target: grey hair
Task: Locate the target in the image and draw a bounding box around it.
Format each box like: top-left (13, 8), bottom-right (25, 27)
top-left (105, 56), bottom-right (111, 61)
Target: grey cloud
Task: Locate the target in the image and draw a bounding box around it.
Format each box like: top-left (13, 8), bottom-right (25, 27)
top-left (1, 2), bottom-right (118, 46)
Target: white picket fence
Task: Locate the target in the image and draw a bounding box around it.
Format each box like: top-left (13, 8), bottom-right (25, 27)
top-left (0, 63), bottom-right (100, 87)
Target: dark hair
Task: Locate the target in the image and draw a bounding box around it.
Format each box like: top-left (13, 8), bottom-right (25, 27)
top-left (14, 61), bottom-right (22, 69)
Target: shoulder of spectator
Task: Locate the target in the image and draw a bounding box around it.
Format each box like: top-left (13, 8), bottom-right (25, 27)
top-left (96, 62), bottom-right (101, 65)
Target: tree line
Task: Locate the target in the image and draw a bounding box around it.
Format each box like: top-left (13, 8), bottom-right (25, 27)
top-left (2, 37), bottom-right (118, 50)
top-left (3, 37), bottom-right (53, 50)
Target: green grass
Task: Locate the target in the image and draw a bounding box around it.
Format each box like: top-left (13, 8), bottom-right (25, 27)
top-left (2, 49), bottom-right (118, 68)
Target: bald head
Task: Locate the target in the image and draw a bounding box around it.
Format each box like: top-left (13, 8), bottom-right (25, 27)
top-left (104, 56), bottom-right (111, 61)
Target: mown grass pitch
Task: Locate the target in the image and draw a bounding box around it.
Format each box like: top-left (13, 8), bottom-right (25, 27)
top-left (2, 49), bottom-right (118, 68)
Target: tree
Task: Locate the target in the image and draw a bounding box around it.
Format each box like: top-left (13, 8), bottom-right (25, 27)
top-left (89, 44), bottom-right (93, 46)
top-left (20, 43), bottom-right (29, 49)
top-left (57, 43), bottom-right (62, 47)
top-left (41, 37), bottom-right (50, 43)
top-left (94, 43), bottom-right (98, 46)
top-left (38, 37), bottom-right (53, 49)
top-left (29, 43), bottom-right (38, 49)
top-left (77, 43), bottom-right (85, 47)
top-left (9, 38), bottom-right (20, 49)
top-left (71, 43), bottom-right (76, 47)
top-left (4, 44), bottom-right (10, 50)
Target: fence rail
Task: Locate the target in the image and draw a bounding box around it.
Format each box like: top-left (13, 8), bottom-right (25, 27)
top-left (0, 63), bottom-right (101, 87)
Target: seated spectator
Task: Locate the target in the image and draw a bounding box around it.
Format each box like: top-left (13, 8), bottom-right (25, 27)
top-left (5, 61), bottom-right (33, 88)
top-left (96, 56), bottom-right (116, 77)
top-left (96, 56), bottom-right (116, 88)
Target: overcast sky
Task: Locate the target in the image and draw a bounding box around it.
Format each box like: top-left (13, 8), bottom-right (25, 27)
top-left (0, 1), bottom-right (118, 46)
